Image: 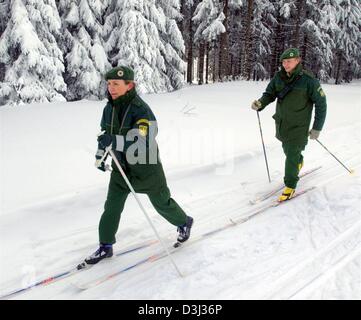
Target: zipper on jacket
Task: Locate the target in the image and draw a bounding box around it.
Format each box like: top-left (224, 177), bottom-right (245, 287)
top-left (119, 104), bottom-right (131, 134)
top-left (110, 106), bottom-right (115, 135)
top-left (111, 103), bottom-right (131, 135)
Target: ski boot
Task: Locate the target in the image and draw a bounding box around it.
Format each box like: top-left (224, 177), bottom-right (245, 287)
top-left (174, 216), bottom-right (194, 248)
top-left (77, 244), bottom-right (113, 270)
top-left (278, 187), bottom-right (295, 202)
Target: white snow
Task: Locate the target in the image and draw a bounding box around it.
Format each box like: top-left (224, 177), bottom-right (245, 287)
top-left (0, 80), bottom-right (360, 300)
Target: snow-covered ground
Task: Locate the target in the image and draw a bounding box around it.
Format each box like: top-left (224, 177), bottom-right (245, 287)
top-left (0, 80), bottom-right (360, 300)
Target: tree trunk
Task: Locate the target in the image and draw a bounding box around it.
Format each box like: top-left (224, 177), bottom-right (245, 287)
top-left (345, 62), bottom-right (353, 83)
top-left (242, 0), bottom-right (254, 80)
top-left (178, 0), bottom-right (185, 35)
top-left (301, 34), bottom-right (308, 67)
top-left (179, 0), bottom-right (186, 81)
top-left (270, 24), bottom-right (279, 77)
top-left (230, 54), bottom-right (234, 80)
top-left (335, 52), bottom-right (342, 85)
top-left (238, 42), bottom-right (242, 79)
top-left (205, 43), bottom-right (209, 84)
top-left (271, 12), bottom-right (286, 78)
top-left (213, 42), bottom-right (217, 82)
top-left (186, 12), bottom-right (194, 84)
top-left (198, 42), bottom-right (205, 85)
top-left (185, 1), bottom-right (199, 84)
top-left (218, 0), bottom-right (229, 81)
top-left (294, 0), bottom-right (305, 47)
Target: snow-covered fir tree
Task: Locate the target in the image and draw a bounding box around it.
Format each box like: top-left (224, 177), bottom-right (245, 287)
top-left (251, 0), bottom-right (276, 80)
top-left (193, 0), bottom-right (226, 42)
top-left (1, 0), bottom-right (360, 105)
top-left (334, 0), bottom-right (361, 84)
top-left (300, 0), bottom-right (340, 81)
top-left (0, 0), bottom-right (9, 35)
top-left (180, 0), bottom-right (201, 83)
top-left (267, 0), bottom-right (289, 76)
top-left (193, 0), bottom-right (226, 83)
top-left (157, 0), bottom-right (186, 91)
top-left (104, 0), bottom-right (170, 93)
top-left (242, 0), bottom-right (262, 80)
top-left (57, 0), bottom-right (110, 101)
top-left (0, 0), bottom-right (10, 88)
top-left (227, 0), bottom-right (243, 79)
top-left (0, 0), bottom-right (66, 105)
top-left (220, 0), bottom-right (244, 80)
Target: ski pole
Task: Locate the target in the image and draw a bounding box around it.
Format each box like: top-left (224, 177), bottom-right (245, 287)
top-left (256, 111), bottom-right (271, 183)
top-left (94, 148), bottom-right (112, 172)
top-left (99, 149), bottom-right (110, 166)
top-left (107, 148), bottom-right (183, 278)
top-left (315, 139), bottom-right (354, 174)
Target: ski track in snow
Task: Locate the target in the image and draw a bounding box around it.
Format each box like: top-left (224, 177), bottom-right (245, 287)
top-left (2, 152), bottom-right (360, 300)
top-left (0, 81), bottom-right (360, 300)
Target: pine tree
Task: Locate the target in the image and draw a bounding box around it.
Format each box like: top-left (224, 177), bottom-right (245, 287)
top-left (1, 0), bottom-right (360, 106)
top-left (193, 0), bottom-right (226, 84)
top-left (300, 0), bottom-right (340, 81)
top-left (0, 0), bottom-right (66, 105)
top-left (0, 0), bottom-right (9, 35)
top-left (268, 0), bottom-right (297, 77)
top-left (180, 0), bottom-right (200, 84)
top-left (157, 0), bottom-right (186, 90)
top-left (57, 0), bottom-right (110, 101)
top-left (334, 0), bottom-right (361, 84)
top-left (104, 0), bottom-right (169, 93)
top-left (251, 0), bottom-right (276, 80)
top-left (0, 0), bottom-right (10, 88)
top-left (241, 0), bottom-right (255, 80)
top-left (227, 1), bottom-right (243, 79)
top-left (194, 0), bottom-right (222, 44)
top-left (218, 0), bottom-right (230, 81)
top-left (293, 0), bottom-right (306, 48)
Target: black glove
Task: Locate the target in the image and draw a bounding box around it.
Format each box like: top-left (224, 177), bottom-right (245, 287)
top-left (97, 134), bottom-right (116, 149)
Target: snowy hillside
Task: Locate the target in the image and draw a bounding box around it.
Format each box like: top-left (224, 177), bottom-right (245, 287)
top-left (0, 80), bottom-right (360, 300)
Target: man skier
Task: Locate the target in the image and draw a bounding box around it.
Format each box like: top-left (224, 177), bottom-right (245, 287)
top-left (251, 48), bottom-right (327, 201)
top-left (81, 66), bottom-right (193, 267)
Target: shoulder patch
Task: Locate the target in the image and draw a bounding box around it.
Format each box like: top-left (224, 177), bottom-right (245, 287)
top-left (317, 86), bottom-right (325, 97)
top-left (138, 125), bottom-right (148, 137)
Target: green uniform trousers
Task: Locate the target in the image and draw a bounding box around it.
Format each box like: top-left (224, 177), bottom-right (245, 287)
top-left (282, 143), bottom-right (306, 189)
top-left (99, 171), bottom-right (187, 244)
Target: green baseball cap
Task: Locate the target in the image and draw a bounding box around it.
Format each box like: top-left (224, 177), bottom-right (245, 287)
top-left (105, 66), bottom-right (134, 81)
top-left (280, 48), bottom-right (300, 61)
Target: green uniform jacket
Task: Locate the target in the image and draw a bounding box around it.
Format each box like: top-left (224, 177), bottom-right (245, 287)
top-left (258, 64), bottom-right (327, 145)
top-left (100, 88), bottom-right (168, 193)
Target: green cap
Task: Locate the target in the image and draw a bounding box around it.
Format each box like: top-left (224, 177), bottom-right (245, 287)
top-left (105, 66), bottom-right (134, 81)
top-left (280, 48), bottom-right (300, 61)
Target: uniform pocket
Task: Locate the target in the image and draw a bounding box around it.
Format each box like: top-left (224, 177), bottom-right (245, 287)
top-left (272, 114), bottom-right (282, 139)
